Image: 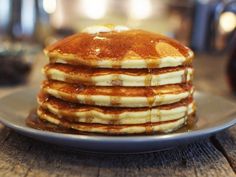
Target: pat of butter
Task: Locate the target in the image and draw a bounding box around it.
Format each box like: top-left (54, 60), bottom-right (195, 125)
top-left (82, 25), bottom-right (130, 34)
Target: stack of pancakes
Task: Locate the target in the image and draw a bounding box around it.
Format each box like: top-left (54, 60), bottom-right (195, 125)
top-left (37, 25), bottom-right (196, 134)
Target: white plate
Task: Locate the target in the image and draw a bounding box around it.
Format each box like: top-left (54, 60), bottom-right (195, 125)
top-left (0, 87), bottom-right (235, 153)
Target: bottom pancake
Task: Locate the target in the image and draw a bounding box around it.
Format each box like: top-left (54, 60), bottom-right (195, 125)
top-left (37, 108), bottom-right (195, 134)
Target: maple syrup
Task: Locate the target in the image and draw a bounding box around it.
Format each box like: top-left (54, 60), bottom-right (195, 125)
top-left (46, 30), bottom-right (192, 68)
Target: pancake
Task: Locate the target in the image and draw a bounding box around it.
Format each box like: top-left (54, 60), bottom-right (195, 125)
top-left (32, 25), bottom-right (196, 135)
top-left (42, 81), bottom-right (194, 107)
top-left (37, 107), bottom-right (194, 134)
top-left (44, 64), bottom-right (193, 86)
top-left (38, 93), bottom-right (195, 125)
top-left (44, 29), bottom-right (193, 69)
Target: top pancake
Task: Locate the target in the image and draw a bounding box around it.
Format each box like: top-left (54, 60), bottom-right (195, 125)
top-left (44, 29), bottom-right (193, 69)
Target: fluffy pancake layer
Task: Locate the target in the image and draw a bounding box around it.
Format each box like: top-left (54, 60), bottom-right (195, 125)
top-left (44, 30), bottom-right (193, 69)
top-left (37, 108), bottom-right (194, 134)
top-left (38, 93), bottom-right (195, 125)
top-left (44, 64), bottom-right (193, 86)
top-left (42, 81), bottom-right (194, 107)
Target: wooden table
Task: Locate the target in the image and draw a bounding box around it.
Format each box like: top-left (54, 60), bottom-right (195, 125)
top-left (0, 55), bottom-right (235, 177)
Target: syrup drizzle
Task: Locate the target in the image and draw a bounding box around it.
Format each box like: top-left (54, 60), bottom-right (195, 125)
top-left (184, 84), bottom-right (192, 125)
top-left (46, 30), bottom-right (192, 68)
top-left (157, 109), bottom-right (161, 122)
top-left (144, 68), bottom-right (153, 86)
top-left (110, 96), bottom-right (121, 106)
top-left (110, 113), bottom-right (120, 125)
top-left (84, 95), bottom-right (95, 105)
top-left (145, 77), bottom-right (155, 133)
top-left (111, 75), bottom-right (123, 86)
top-left (181, 68), bottom-right (189, 83)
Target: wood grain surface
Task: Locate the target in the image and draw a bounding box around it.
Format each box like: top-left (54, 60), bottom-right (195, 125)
top-left (0, 54), bottom-right (235, 177)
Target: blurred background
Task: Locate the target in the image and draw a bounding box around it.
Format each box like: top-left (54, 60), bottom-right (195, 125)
top-left (0, 0), bottom-right (236, 97)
